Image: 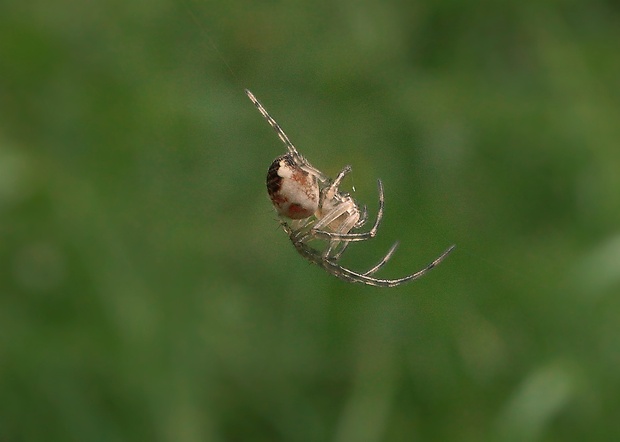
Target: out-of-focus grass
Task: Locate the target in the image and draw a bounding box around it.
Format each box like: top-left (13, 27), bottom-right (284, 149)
top-left (1, 0), bottom-right (620, 440)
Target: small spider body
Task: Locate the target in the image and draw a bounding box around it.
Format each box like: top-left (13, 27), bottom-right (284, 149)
top-left (246, 89), bottom-right (455, 287)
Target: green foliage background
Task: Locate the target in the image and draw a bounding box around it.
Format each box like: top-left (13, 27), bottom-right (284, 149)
top-left (2, 0), bottom-right (620, 440)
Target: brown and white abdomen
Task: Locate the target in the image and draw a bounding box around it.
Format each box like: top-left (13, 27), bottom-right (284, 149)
top-left (266, 154), bottom-right (319, 219)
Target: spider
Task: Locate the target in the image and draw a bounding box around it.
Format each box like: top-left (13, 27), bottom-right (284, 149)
top-left (246, 89), bottom-right (455, 287)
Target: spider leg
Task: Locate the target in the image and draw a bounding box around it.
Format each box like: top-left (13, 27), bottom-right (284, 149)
top-left (245, 89), bottom-right (298, 157)
top-left (245, 89), bottom-right (329, 183)
top-left (328, 207), bottom-right (370, 262)
top-left (323, 209), bottom-right (360, 260)
top-left (331, 240), bottom-right (397, 276)
top-left (285, 217), bottom-right (341, 258)
top-left (312, 179), bottom-right (384, 242)
top-left (328, 165), bottom-right (352, 194)
top-left (329, 242), bottom-right (351, 262)
top-left (287, 217), bottom-right (319, 244)
top-left (355, 205), bottom-right (368, 229)
top-left (309, 164), bottom-right (355, 233)
top-left (287, 209), bottom-right (357, 261)
top-left (323, 244), bottom-right (456, 287)
top-left (363, 242), bottom-right (400, 276)
top-left (294, 242), bottom-right (455, 287)
top-left (312, 200), bottom-right (355, 232)
top-left (284, 221), bottom-right (456, 287)
top-left (282, 221), bottom-right (308, 244)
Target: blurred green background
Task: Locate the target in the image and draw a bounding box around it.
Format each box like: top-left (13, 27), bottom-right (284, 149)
top-left (2, 0), bottom-right (620, 440)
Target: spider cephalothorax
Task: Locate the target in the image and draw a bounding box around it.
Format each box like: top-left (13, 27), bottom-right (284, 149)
top-left (246, 89), bottom-right (454, 287)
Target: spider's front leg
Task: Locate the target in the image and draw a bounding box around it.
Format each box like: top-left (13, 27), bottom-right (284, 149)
top-left (327, 164), bottom-right (352, 194)
top-left (311, 165), bottom-right (354, 232)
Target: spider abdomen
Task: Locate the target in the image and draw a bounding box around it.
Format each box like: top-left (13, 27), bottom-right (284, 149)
top-left (267, 154), bottom-right (319, 219)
